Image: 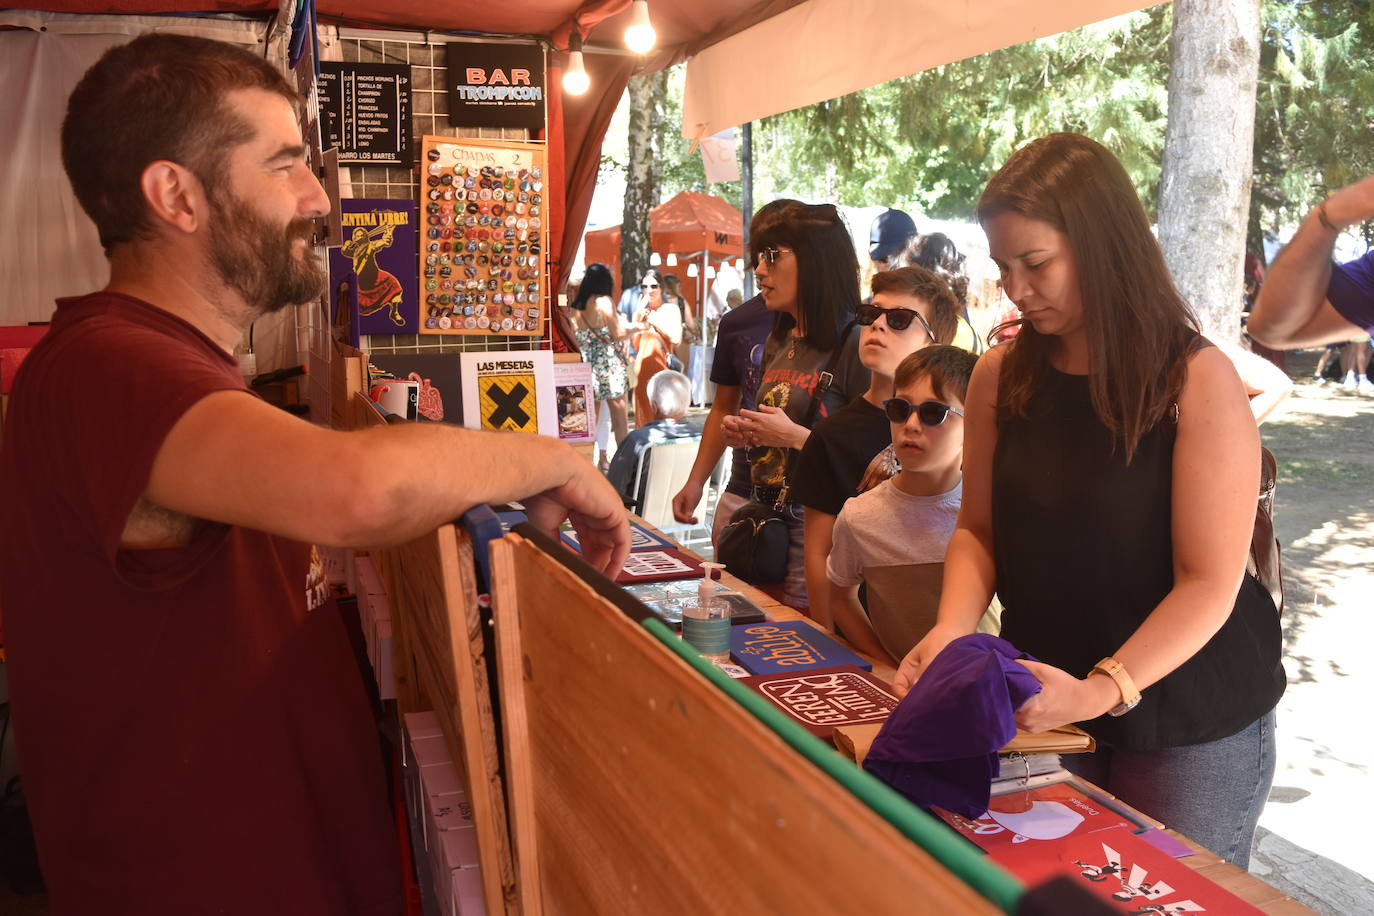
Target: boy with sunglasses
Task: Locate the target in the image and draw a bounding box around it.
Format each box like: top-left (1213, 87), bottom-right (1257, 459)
top-left (826, 346), bottom-right (1000, 664)
top-left (791, 266), bottom-right (961, 628)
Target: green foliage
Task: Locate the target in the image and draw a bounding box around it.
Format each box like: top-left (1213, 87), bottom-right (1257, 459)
top-left (1252, 0), bottom-right (1374, 249)
top-left (629, 1), bottom-right (1374, 248)
top-left (750, 7), bottom-right (1172, 220)
top-left (602, 65), bottom-right (744, 211)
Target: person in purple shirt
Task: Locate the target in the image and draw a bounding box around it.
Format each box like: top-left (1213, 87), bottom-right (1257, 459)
top-left (1249, 174), bottom-right (1374, 349)
top-left (672, 199), bottom-right (798, 546)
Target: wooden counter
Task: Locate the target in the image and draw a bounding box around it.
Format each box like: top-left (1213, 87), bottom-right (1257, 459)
top-left (691, 535), bottom-right (1312, 915)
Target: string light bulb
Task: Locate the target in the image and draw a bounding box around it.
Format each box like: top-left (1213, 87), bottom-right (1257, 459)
top-left (705, 264), bottom-right (717, 279)
top-left (687, 263), bottom-right (699, 278)
top-left (624, 0), bottom-right (657, 54)
top-left (665, 252), bottom-right (678, 267)
top-left (649, 252), bottom-right (662, 266)
top-left (562, 31), bottom-right (590, 95)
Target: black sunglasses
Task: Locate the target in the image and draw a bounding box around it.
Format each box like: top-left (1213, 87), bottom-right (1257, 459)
top-left (855, 303), bottom-right (937, 341)
top-left (640, 282), bottom-right (660, 290)
top-left (754, 246), bottom-right (791, 266)
top-left (882, 397), bottom-right (964, 426)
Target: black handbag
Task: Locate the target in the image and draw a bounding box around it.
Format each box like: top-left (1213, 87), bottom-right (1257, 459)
top-left (716, 500), bottom-right (791, 583)
top-left (715, 323), bottom-right (854, 584)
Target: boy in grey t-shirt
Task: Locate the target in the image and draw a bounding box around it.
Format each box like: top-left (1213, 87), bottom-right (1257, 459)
top-left (826, 347), bottom-right (999, 663)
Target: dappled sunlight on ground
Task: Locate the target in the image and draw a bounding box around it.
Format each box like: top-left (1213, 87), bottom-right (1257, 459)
top-left (1256, 360), bottom-right (1374, 890)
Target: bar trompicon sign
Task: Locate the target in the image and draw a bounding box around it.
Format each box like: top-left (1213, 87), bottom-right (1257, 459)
top-left (445, 43), bottom-right (546, 131)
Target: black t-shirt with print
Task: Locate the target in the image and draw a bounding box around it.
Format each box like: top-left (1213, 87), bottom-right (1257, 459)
top-left (792, 396), bottom-right (890, 516)
top-left (749, 326), bottom-right (868, 491)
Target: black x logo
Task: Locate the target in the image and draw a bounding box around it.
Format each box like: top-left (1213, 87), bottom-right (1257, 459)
top-left (488, 381), bottom-right (531, 427)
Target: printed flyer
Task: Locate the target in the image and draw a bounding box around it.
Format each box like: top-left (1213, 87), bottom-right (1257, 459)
top-left (460, 350), bottom-right (555, 435)
top-left (553, 361), bottom-right (596, 444)
top-left (329, 199), bottom-right (419, 340)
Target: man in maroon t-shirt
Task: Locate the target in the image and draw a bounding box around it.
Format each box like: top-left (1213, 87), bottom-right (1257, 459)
top-left (0, 34), bottom-right (629, 916)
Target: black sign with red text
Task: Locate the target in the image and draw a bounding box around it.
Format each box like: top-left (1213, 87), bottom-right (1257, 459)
top-left (445, 42), bottom-right (546, 131)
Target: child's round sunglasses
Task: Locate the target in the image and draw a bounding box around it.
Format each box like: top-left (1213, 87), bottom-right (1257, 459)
top-left (882, 397), bottom-right (964, 426)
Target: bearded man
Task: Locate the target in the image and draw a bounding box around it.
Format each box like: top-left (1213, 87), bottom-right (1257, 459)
top-left (0, 33), bottom-right (628, 915)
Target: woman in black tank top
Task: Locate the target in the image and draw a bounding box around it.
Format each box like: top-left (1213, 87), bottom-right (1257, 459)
top-left (891, 134), bottom-right (1284, 868)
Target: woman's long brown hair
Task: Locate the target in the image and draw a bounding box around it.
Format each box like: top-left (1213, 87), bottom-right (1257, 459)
top-left (977, 133), bottom-right (1200, 462)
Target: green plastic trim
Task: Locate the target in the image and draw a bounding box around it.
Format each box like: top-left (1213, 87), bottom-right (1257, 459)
top-left (643, 616), bottom-right (1024, 914)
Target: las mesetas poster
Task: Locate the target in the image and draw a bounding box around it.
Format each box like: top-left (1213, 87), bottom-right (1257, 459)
top-left (329, 199), bottom-right (418, 340)
top-left (460, 350), bottom-right (555, 435)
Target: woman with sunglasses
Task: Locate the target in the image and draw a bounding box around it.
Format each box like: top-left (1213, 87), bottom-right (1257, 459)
top-left (790, 265), bottom-right (961, 628)
top-left (661, 273), bottom-right (699, 375)
top-left (892, 133), bottom-right (1284, 868)
top-left (629, 267), bottom-right (683, 428)
top-left (725, 202), bottom-right (868, 611)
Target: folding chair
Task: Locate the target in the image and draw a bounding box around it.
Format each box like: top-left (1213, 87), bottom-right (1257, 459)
top-left (628, 438), bottom-right (711, 546)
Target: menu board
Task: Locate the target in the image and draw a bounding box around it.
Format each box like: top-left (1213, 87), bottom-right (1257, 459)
top-left (318, 62), bottom-right (412, 165)
top-left (420, 136), bottom-right (546, 336)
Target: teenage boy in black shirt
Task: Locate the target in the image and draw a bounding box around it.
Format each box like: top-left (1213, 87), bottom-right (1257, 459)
top-left (791, 267), bottom-right (963, 628)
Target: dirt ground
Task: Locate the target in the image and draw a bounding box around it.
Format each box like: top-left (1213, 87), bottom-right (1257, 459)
top-left (1247, 349), bottom-right (1374, 912)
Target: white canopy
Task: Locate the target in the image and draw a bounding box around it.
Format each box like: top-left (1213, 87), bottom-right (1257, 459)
top-left (682, 0), bottom-right (1164, 139)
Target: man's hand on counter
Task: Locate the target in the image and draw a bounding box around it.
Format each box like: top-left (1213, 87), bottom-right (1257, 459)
top-left (524, 460), bottom-right (632, 577)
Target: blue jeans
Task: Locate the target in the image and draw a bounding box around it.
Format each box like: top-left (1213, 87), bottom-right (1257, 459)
top-left (1062, 710), bottom-right (1276, 869)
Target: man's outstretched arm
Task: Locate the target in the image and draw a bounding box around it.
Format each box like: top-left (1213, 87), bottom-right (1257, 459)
top-left (1249, 176), bottom-right (1374, 348)
top-left (145, 390), bottom-right (631, 574)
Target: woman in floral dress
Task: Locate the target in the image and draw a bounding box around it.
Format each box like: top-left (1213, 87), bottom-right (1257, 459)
top-left (571, 264), bottom-right (629, 468)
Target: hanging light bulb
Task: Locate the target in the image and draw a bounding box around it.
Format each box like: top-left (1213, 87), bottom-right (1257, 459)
top-left (687, 263), bottom-right (699, 278)
top-left (733, 257), bottom-right (745, 272)
top-left (562, 31), bottom-right (590, 95)
top-left (649, 252), bottom-right (662, 267)
top-left (665, 252), bottom-right (678, 267)
top-left (624, 0), bottom-right (657, 54)
top-left (705, 264), bottom-right (717, 279)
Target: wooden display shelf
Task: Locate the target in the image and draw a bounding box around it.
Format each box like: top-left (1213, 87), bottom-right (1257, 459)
top-left (365, 504), bottom-right (1313, 915)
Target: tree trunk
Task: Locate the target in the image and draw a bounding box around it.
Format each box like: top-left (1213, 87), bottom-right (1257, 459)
top-left (649, 69), bottom-right (671, 207)
top-left (621, 73), bottom-right (656, 299)
top-left (1157, 0), bottom-right (1262, 341)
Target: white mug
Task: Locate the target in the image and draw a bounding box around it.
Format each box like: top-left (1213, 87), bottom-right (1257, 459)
top-left (370, 380), bottom-right (420, 420)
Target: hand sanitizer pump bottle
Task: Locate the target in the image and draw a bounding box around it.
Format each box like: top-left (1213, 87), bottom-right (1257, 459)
top-left (682, 562), bottom-right (729, 664)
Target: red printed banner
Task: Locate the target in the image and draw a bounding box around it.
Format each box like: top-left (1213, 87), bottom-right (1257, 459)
top-left (935, 778), bottom-right (1139, 854)
top-left (993, 826), bottom-right (1265, 915)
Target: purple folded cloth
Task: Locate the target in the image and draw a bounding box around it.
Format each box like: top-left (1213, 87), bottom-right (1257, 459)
top-left (863, 633), bottom-right (1043, 818)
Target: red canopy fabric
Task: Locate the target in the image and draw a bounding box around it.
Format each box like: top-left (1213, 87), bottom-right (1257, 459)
top-left (584, 190), bottom-right (744, 264)
top-left (9, 0), bottom-right (791, 342)
top-left (584, 190), bottom-right (744, 311)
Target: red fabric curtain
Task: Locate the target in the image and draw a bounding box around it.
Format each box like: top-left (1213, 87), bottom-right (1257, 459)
top-left (545, 49), bottom-right (637, 354)
top-left (547, 50), bottom-right (637, 295)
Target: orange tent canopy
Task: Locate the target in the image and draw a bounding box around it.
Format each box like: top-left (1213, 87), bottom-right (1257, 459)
top-left (585, 189), bottom-right (747, 304)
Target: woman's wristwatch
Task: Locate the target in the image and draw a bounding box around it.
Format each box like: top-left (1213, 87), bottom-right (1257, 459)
top-left (1090, 656), bottom-right (1141, 717)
